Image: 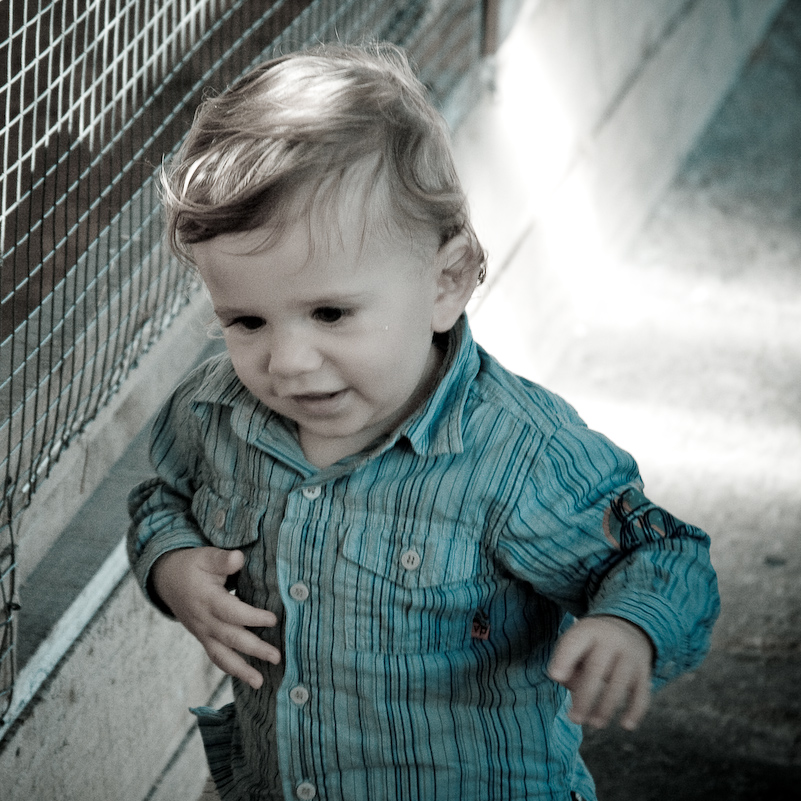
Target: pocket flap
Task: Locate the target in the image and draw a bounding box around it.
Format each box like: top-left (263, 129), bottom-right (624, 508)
top-left (192, 485), bottom-right (261, 548)
top-left (341, 523), bottom-right (479, 588)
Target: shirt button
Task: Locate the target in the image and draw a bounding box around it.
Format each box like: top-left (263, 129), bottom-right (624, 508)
top-left (214, 509), bottom-right (226, 529)
top-left (302, 486), bottom-right (321, 500)
top-left (296, 782), bottom-right (316, 800)
top-left (289, 685), bottom-right (310, 706)
top-left (400, 549), bottom-right (422, 570)
top-left (289, 582), bottom-right (310, 602)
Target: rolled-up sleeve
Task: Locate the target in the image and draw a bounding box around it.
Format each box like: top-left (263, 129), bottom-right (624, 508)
top-left (498, 417), bottom-right (720, 685)
top-left (126, 381), bottom-right (208, 612)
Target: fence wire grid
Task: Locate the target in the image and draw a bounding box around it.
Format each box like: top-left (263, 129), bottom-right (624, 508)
top-left (0, 0), bottom-right (485, 723)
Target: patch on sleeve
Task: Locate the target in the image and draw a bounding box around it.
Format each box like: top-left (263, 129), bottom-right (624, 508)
top-left (471, 609), bottom-right (490, 640)
top-left (602, 487), bottom-right (678, 551)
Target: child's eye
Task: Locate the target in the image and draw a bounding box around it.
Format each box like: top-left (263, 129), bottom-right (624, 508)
top-left (312, 306), bottom-right (348, 324)
top-left (228, 316), bottom-right (265, 331)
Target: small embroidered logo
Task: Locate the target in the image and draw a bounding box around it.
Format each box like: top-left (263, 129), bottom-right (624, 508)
top-left (471, 610), bottom-right (490, 640)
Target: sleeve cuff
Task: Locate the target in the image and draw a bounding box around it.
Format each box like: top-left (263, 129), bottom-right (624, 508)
top-left (586, 590), bottom-right (707, 686)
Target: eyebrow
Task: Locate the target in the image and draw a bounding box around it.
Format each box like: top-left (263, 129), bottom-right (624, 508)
top-left (213, 291), bottom-right (372, 318)
top-left (212, 306), bottom-right (261, 319)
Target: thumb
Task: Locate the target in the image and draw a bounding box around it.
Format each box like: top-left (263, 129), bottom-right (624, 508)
top-left (203, 547), bottom-right (245, 577)
top-left (547, 629), bottom-right (586, 685)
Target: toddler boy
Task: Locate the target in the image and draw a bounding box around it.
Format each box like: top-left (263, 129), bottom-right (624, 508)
top-left (128, 43), bottom-right (720, 801)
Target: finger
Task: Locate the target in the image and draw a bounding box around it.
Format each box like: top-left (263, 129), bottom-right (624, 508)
top-left (201, 547), bottom-right (245, 578)
top-left (205, 640), bottom-right (266, 690)
top-left (547, 629), bottom-right (587, 684)
top-left (221, 548), bottom-right (245, 575)
top-left (620, 673), bottom-right (651, 730)
top-left (585, 658), bottom-right (629, 728)
top-left (214, 625), bottom-right (282, 665)
top-left (563, 640), bottom-right (619, 726)
top-left (567, 655), bottom-right (612, 725)
top-left (210, 592), bottom-right (279, 628)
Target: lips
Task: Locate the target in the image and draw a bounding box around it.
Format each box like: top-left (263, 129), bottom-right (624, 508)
top-left (296, 391), bottom-right (341, 400)
top-left (287, 388), bottom-right (349, 416)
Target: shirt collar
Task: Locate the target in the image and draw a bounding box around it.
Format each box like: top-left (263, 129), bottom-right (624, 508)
top-left (189, 353), bottom-right (289, 457)
top-left (189, 314), bottom-right (481, 462)
top-left (396, 314), bottom-right (480, 456)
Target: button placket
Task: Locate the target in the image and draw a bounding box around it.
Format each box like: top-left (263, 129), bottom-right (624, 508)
top-left (277, 489), bottom-right (321, 801)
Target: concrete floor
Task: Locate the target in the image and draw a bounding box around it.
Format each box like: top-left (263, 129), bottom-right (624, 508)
top-left (469, 3), bottom-right (801, 799)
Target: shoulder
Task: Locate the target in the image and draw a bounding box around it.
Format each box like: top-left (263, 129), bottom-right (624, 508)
top-left (152, 351), bottom-right (240, 440)
top-left (149, 352), bottom-right (252, 477)
top-left (161, 350), bottom-right (247, 412)
top-left (180, 350), bottom-right (238, 396)
top-left (468, 344), bottom-right (586, 437)
top-left (464, 344), bottom-right (637, 479)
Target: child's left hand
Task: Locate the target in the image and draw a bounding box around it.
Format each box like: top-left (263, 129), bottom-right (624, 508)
top-left (547, 614), bottom-right (655, 730)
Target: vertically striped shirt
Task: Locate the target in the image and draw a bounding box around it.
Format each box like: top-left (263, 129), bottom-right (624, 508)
top-left (128, 316), bottom-right (719, 801)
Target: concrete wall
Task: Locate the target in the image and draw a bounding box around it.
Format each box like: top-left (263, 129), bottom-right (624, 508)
top-left (0, 1), bottom-right (785, 798)
top-left (459, 0), bottom-right (784, 375)
top-left (459, 0), bottom-right (784, 270)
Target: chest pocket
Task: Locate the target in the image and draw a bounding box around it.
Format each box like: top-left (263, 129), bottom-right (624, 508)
top-left (338, 522), bottom-right (483, 654)
top-left (192, 485), bottom-right (262, 549)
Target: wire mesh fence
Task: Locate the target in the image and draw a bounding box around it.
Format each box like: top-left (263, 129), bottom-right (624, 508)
top-left (0, 0), bottom-right (485, 726)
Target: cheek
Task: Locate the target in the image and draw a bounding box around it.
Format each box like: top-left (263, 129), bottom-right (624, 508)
top-left (332, 334), bottom-right (397, 384)
top-left (355, 330), bottom-right (431, 385)
top-left (225, 340), bottom-right (261, 385)
top-left (339, 338), bottom-right (390, 378)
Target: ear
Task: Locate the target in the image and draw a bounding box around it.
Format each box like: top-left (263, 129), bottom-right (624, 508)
top-left (431, 232), bottom-right (479, 333)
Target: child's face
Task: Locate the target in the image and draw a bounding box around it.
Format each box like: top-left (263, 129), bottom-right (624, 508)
top-left (193, 200), bottom-right (467, 468)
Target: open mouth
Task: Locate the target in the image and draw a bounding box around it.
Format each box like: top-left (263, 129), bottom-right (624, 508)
top-left (289, 389), bottom-right (348, 414)
top-left (295, 390), bottom-right (343, 401)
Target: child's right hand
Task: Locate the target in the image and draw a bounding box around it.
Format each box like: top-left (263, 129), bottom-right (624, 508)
top-left (151, 547), bottom-right (281, 690)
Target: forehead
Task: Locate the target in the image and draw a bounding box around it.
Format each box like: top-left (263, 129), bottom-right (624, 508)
top-left (195, 168), bottom-right (437, 278)
top-left (192, 203), bottom-right (436, 301)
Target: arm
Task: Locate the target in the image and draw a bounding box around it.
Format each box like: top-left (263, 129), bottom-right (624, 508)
top-left (498, 412), bottom-right (720, 712)
top-left (127, 372), bottom-right (279, 689)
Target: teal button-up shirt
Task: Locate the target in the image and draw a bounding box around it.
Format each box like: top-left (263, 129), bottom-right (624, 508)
top-left (128, 316), bottom-right (719, 801)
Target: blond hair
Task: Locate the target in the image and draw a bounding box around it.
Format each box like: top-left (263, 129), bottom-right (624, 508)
top-left (161, 42), bottom-right (486, 282)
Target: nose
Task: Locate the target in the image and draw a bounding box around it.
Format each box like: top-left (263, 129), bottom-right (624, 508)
top-left (265, 327), bottom-right (322, 377)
